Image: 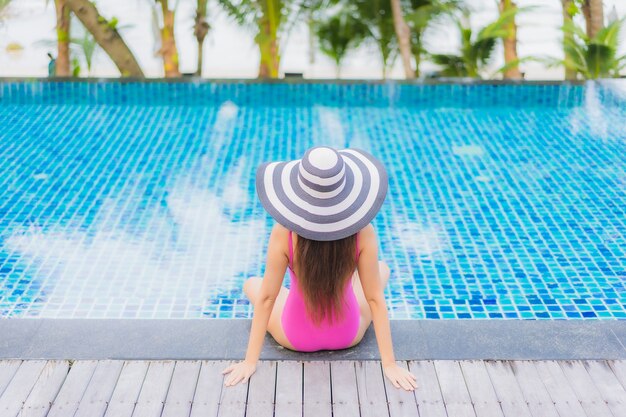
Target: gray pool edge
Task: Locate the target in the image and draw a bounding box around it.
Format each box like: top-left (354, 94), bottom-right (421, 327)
top-left (1, 319), bottom-right (625, 361)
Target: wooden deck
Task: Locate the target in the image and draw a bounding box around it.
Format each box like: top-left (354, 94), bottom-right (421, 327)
top-left (0, 359), bottom-right (625, 417)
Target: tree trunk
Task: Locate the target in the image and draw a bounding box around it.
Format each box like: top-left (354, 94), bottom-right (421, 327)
top-left (561, 0), bottom-right (577, 80)
top-left (581, 1), bottom-right (592, 36)
top-left (54, 0), bottom-right (71, 76)
top-left (580, 0), bottom-right (603, 38)
top-left (66, 0), bottom-right (144, 77)
top-left (257, 4), bottom-right (280, 79)
top-left (589, 0), bottom-right (604, 38)
top-left (499, 0), bottom-right (522, 79)
top-left (158, 0), bottom-right (180, 77)
top-left (390, 0), bottom-right (414, 79)
top-left (194, 0), bottom-right (209, 76)
top-left (411, 31), bottom-right (422, 78)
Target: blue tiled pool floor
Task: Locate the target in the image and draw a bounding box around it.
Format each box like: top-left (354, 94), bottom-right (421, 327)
top-left (1, 82), bottom-right (625, 319)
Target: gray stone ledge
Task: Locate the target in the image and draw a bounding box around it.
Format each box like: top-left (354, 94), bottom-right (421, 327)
top-left (1, 319), bottom-right (624, 360)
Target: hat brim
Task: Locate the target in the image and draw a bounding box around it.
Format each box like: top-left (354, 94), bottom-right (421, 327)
top-left (255, 148), bottom-right (388, 241)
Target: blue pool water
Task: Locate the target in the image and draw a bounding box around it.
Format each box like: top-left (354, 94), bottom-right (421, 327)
top-left (1, 81), bottom-right (625, 319)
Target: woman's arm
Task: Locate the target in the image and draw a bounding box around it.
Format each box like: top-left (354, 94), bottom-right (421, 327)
top-left (244, 224), bottom-right (289, 364)
top-left (357, 224), bottom-right (396, 366)
top-left (222, 223), bottom-right (289, 386)
top-left (358, 224), bottom-right (418, 391)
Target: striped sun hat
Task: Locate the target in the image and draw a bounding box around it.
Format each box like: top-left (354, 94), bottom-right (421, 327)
top-left (255, 146), bottom-right (388, 241)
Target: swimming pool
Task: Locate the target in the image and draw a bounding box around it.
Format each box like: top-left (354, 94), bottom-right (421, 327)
top-left (1, 81), bottom-right (625, 319)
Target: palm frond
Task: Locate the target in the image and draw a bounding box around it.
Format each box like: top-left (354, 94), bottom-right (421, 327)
top-left (430, 53), bottom-right (468, 77)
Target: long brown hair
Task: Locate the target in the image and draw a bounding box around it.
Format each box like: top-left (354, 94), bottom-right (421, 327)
top-left (293, 232), bottom-right (358, 327)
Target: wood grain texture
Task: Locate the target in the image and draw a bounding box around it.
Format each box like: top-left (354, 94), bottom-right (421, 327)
top-left (355, 360), bottom-right (390, 417)
top-left (304, 361), bottom-right (331, 417)
top-left (408, 360), bottom-right (447, 417)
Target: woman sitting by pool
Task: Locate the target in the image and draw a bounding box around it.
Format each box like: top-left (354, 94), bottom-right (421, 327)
top-left (221, 146), bottom-right (418, 392)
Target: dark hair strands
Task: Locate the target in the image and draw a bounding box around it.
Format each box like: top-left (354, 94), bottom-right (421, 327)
top-left (294, 232), bottom-right (358, 327)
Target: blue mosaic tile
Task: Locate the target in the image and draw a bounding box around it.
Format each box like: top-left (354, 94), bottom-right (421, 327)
top-left (0, 81), bottom-right (625, 319)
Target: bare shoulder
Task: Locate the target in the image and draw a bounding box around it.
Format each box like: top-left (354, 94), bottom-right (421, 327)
top-left (269, 222), bottom-right (290, 257)
top-left (359, 223), bottom-right (376, 239)
top-left (358, 223), bottom-right (377, 247)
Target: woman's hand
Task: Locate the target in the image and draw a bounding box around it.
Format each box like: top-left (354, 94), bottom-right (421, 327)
top-left (221, 360), bottom-right (257, 387)
top-left (382, 362), bottom-right (418, 391)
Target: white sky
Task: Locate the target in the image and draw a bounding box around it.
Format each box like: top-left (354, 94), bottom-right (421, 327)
top-left (0, 0), bottom-right (625, 79)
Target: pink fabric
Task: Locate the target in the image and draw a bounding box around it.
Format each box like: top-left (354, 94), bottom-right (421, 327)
top-left (281, 230), bottom-right (361, 352)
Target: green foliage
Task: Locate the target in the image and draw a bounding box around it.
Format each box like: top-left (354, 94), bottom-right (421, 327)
top-left (0, 0), bottom-right (11, 22)
top-left (314, 7), bottom-right (368, 71)
top-left (325, 0), bottom-right (396, 77)
top-left (70, 23), bottom-right (98, 74)
top-left (71, 57), bottom-right (81, 76)
top-left (429, 7), bottom-right (525, 78)
top-left (557, 18), bottom-right (626, 79)
top-left (403, 0), bottom-right (461, 75)
top-left (108, 17), bottom-right (119, 30)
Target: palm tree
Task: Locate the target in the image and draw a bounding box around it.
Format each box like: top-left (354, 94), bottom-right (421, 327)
top-left (580, 0), bottom-right (604, 38)
top-left (314, 8), bottom-right (368, 77)
top-left (218, 0), bottom-right (285, 78)
top-left (430, 8), bottom-right (523, 78)
top-left (403, 0), bottom-right (460, 77)
top-left (498, 0), bottom-right (521, 79)
top-left (194, 0), bottom-right (210, 76)
top-left (561, 0), bottom-right (577, 80)
top-left (390, 0), bottom-right (414, 78)
top-left (559, 18), bottom-right (625, 79)
top-left (66, 0), bottom-right (144, 77)
top-left (344, 0), bottom-right (397, 78)
top-left (53, 0), bottom-right (71, 76)
top-left (150, 0), bottom-right (181, 77)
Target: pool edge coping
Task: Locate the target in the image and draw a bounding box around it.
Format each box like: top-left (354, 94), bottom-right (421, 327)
top-left (2, 319), bottom-right (624, 360)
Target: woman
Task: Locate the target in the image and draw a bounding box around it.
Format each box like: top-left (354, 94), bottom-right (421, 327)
top-left (222, 146), bottom-right (418, 392)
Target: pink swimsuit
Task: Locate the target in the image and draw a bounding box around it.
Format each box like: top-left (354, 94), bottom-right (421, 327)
top-left (281, 230), bottom-right (361, 352)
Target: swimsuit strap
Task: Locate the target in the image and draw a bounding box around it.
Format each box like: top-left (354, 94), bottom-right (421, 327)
top-left (288, 230), bottom-right (294, 270)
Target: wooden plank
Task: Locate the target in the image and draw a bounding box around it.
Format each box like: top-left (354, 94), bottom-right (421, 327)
top-left (483, 360), bottom-right (533, 417)
top-left (329, 361), bottom-right (359, 417)
top-left (558, 360), bottom-right (613, 417)
top-left (508, 360), bottom-right (560, 417)
top-left (161, 361), bottom-right (202, 417)
top-left (48, 360), bottom-right (98, 417)
top-left (381, 361), bottom-right (419, 417)
top-left (609, 360), bottom-right (626, 390)
top-left (273, 361), bottom-right (301, 417)
top-left (585, 360), bottom-right (626, 417)
top-left (407, 361), bottom-right (447, 417)
top-left (0, 360), bottom-right (46, 417)
top-left (459, 360), bottom-right (504, 417)
top-left (0, 361), bottom-right (21, 397)
top-left (20, 360), bottom-right (70, 417)
top-left (355, 360), bottom-right (389, 417)
top-left (74, 360), bottom-right (124, 417)
top-left (217, 359), bottom-right (250, 417)
top-left (246, 361), bottom-right (276, 417)
top-left (534, 360), bottom-right (587, 417)
top-left (132, 361), bottom-right (175, 417)
top-left (103, 361), bottom-right (149, 417)
top-left (434, 360), bottom-right (475, 417)
top-left (304, 361), bottom-right (331, 417)
top-left (190, 361), bottom-right (225, 417)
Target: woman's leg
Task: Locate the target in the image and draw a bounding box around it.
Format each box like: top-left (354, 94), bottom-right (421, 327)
top-left (348, 260), bottom-right (391, 347)
top-left (243, 277), bottom-right (298, 351)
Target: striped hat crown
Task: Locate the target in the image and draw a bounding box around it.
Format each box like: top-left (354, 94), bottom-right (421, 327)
top-left (256, 146), bottom-right (388, 241)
